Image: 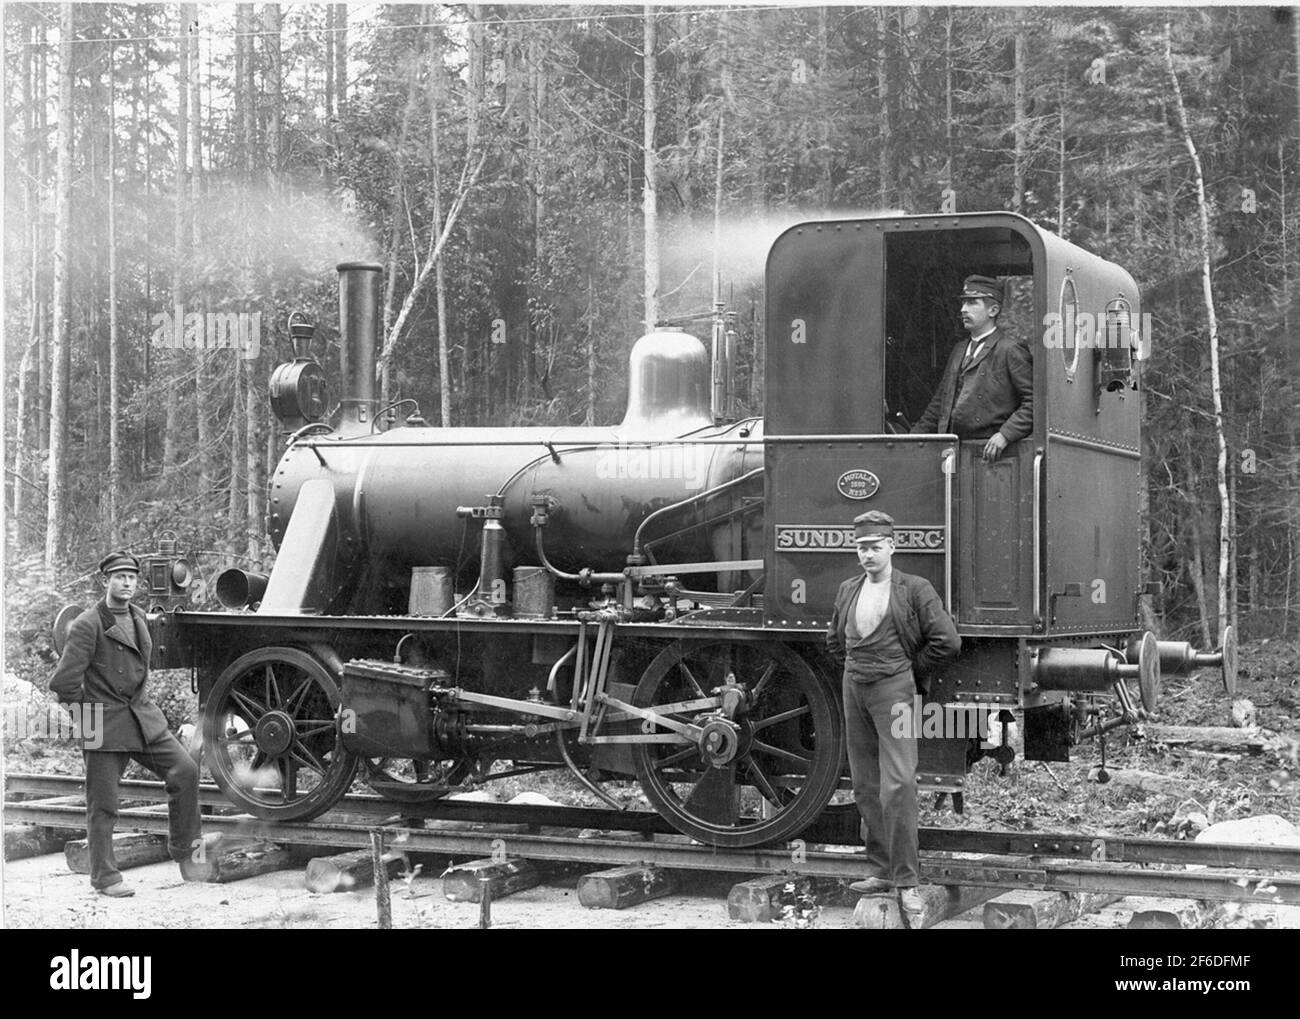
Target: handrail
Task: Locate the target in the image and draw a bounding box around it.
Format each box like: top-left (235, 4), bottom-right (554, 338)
top-left (1033, 449), bottom-right (1044, 621)
top-left (943, 445), bottom-right (955, 610)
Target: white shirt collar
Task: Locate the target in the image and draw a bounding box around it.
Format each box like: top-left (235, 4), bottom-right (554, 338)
top-left (968, 325), bottom-right (996, 347)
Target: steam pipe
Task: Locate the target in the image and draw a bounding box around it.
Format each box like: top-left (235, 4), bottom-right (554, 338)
top-left (534, 527), bottom-right (624, 588)
top-left (631, 466), bottom-right (765, 559)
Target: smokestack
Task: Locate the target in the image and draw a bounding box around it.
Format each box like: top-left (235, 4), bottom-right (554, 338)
top-left (337, 261), bottom-right (382, 431)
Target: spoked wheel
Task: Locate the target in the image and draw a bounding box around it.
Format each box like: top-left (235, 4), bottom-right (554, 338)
top-left (202, 647), bottom-right (358, 822)
top-left (631, 640), bottom-right (844, 847)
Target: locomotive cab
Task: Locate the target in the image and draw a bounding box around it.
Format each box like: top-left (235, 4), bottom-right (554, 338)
top-left (764, 212), bottom-right (1154, 783)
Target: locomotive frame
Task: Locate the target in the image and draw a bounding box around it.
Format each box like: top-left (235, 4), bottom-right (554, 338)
top-left (122, 212), bottom-right (1235, 850)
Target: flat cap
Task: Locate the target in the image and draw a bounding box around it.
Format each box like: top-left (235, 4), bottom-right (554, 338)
top-left (98, 550), bottom-right (141, 575)
top-left (958, 275), bottom-right (1004, 305)
top-left (853, 510), bottom-right (894, 544)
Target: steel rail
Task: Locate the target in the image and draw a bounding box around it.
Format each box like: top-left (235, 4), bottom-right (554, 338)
top-left (7, 799), bottom-right (1300, 905)
top-left (9, 774), bottom-right (1300, 874)
top-left (4, 773), bottom-right (676, 834)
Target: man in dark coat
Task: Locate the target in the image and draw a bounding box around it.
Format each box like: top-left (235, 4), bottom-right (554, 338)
top-left (49, 551), bottom-right (203, 896)
top-left (826, 512), bottom-right (961, 915)
top-left (911, 275), bottom-right (1033, 462)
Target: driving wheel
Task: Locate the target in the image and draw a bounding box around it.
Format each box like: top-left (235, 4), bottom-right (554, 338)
top-left (631, 640), bottom-right (843, 847)
top-left (202, 646), bottom-right (358, 821)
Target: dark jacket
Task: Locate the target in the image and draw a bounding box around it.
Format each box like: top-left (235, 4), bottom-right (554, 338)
top-left (911, 328), bottom-right (1034, 443)
top-left (49, 600), bottom-right (170, 751)
top-left (825, 569), bottom-right (961, 695)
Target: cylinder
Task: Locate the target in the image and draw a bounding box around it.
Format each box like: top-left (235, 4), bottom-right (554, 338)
top-left (1031, 647), bottom-right (1122, 692)
top-left (514, 566), bottom-right (555, 619)
top-left (337, 261), bottom-right (382, 406)
top-left (408, 567), bottom-right (453, 616)
top-left (216, 569), bottom-right (269, 609)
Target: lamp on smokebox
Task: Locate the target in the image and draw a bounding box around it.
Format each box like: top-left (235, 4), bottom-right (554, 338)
top-left (270, 311), bottom-right (329, 431)
top-left (138, 532), bottom-right (193, 611)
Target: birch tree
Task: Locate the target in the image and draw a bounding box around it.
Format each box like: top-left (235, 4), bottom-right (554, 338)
top-left (1165, 22), bottom-right (1231, 636)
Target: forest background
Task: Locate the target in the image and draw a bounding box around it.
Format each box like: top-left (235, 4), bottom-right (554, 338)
top-left (4, 3), bottom-right (1299, 655)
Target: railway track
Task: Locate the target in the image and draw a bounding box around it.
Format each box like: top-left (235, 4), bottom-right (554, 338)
top-left (7, 772), bottom-right (1300, 913)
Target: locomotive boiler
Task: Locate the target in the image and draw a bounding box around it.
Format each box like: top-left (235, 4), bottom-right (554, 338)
top-left (127, 212), bottom-right (1235, 849)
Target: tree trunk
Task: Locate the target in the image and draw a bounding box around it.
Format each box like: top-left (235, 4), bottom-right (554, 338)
top-left (165, 2), bottom-right (191, 478)
top-left (324, 3), bottom-right (347, 182)
top-left (1282, 137), bottom-right (1299, 636)
top-left (712, 111), bottom-right (725, 307)
top-left (228, 4), bottom-right (256, 542)
top-left (429, 28), bottom-right (451, 428)
top-left (585, 276), bottom-right (596, 426)
top-left (1166, 24), bottom-right (1231, 638)
top-left (324, 3), bottom-right (335, 178)
top-left (876, 8), bottom-right (891, 207)
top-left (87, 27), bottom-right (104, 462)
top-left (1228, 460), bottom-right (1239, 636)
top-left (36, 22), bottom-right (50, 456)
top-left (246, 367), bottom-right (261, 563)
top-left (626, 72), bottom-right (637, 340)
top-left (45, 3), bottom-right (75, 571)
top-left (1057, 75), bottom-right (1066, 238)
top-left (14, 335), bottom-right (38, 545)
top-left (15, 22), bottom-right (37, 544)
top-left (241, 3), bottom-right (261, 562)
top-left (380, 191), bottom-right (402, 407)
top-left (141, 29), bottom-right (153, 472)
top-left (264, 4), bottom-right (282, 194)
top-left (1294, 8), bottom-right (1300, 148)
top-left (1160, 104), bottom-right (1183, 333)
top-left (108, 38), bottom-right (121, 546)
top-left (818, 6), bottom-right (831, 205)
top-left (380, 58), bottom-right (421, 405)
top-left (234, 3), bottom-right (245, 157)
top-left (467, 4), bottom-right (483, 153)
top-left (1013, 29), bottom-right (1026, 213)
top-left (944, 9), bottom-right (954, 187)
top-left (526, 31), bottom-right (547, 405)
top-left (1186, 464), bottom-right (1215, 649)
top-left (642, 6), bottom-right (659, 330)
top-left (228, 365), bottom-right (244, 533)
top-left (188, 6), bottom-right (201, 213)
top-left (334, 3), bottom-right (347, 124)
top-left (673, 10), bottom-right (693, 214)
top-left (239, 4), bottom-right (256, 176)
top-left (463, 4), bottom-right (483, 418)
top-left (184, 5), bottom-right (211, 507)
top-left (1281, 137), bottom-right (1290, 339)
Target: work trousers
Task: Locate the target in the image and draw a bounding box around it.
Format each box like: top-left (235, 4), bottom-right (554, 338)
top-left (842, 668), bottom-right (919, 887)
top-left (83, 734), bottom-right (200, 890)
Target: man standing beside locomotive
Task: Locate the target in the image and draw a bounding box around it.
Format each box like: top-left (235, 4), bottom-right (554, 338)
top-left (911, 275), bottom-right (1033, 462)
top-left (826, 511), bottom-right (961, 917)
top-left (49, 551), bottom-right (208, 897)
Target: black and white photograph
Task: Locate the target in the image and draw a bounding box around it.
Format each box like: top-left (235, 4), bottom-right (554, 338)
top-left (2, 0), bottom-right (1298, 955)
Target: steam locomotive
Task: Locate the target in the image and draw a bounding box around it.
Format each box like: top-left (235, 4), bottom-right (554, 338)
top-left (119, 212), bottom-right (1236, 849)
